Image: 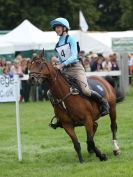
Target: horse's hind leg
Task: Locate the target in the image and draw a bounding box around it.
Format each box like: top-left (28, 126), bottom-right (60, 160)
top-left (88, 122), bottom-right (98, 153)
top-left (63, 124), bottom-right (84, 163)
top-left (85, 117), bottom-right (107, 161)
top-left (109, 104), bottom-right (120, 155)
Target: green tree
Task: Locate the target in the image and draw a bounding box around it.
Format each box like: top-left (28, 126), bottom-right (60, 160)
top-left (0, 0), bottom-right (132, 31)
top-left (120, 0), bottom-right (133, 30)
top-left (56, 0), bottom-right (100, 30)
top-left (94, 0), bottom-right (122, 31)
top-left (0, 0), bottom-right (100, 30)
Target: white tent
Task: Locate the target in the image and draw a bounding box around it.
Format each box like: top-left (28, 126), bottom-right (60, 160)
top-left (0, 19), bottom-right (113, 54)
top-left (41, 30), bottom-right (112, 54)
top-left (41, 30), bottom-right (133, 53)
top-left (0, 41), bottom-right (15, 54)
top-left (88, 31), bottom-right (133, 48)
top-left (40, 31), bottom-right (59, 50)
top-left (79, 32), bottom-right (112, 54)
top-left (0, 19), bottom-right (51, 51)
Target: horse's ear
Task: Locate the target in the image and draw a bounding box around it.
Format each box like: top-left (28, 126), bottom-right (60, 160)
top-left (39, 49), bottom-right (44, 59)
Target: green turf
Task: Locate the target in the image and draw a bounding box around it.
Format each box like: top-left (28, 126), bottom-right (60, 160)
top-left (0, 87), bottom-right (133, 177)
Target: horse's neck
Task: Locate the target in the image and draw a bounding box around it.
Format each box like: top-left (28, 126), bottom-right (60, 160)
top-left (49, 70), bottom-right (70, 99)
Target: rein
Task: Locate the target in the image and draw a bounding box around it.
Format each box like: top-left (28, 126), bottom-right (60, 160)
top-left (53, 90), bottom-right (73, 106)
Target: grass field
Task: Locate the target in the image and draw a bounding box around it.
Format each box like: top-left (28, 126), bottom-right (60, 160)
top-left (0, 87), bottom-right (133, 177)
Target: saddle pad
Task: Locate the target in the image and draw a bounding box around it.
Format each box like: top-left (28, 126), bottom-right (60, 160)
top-left (87, 79), bottom-right (105, 97)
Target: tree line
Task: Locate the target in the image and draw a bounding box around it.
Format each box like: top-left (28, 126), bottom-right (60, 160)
top-left (0, 0), bottom-right (133, 31)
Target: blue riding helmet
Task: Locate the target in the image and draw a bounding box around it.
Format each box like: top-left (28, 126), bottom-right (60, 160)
top-left (50, 17), bottom-right (70, 30)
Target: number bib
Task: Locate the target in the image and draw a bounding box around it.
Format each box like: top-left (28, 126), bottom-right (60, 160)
top-left (56, 43), bottom-right (71, 62)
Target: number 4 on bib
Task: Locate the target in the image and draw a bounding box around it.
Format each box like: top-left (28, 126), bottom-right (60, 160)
top-left (61, 50), bottom-right (65, 57)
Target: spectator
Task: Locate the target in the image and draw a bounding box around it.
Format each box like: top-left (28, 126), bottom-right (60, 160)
top-left (79, 50), bottom-right (86, 66)
top-left (102, 56), bottom-right (112, 71)
top-left (2, 66), bottom-right (9, 76)
top-left (83, 57), bottom-right (91, 72)
top-left (90, 53), bottom-right (98, 71)
top-left (129, 53), bottom-right (133, 75)
top-left (110, 54), bottom-right (119, 71)
top-left (0, 59), bottom-right (3, 75)
top-left (10, 59), bottom-right (23, 77)
top-left (1, 58), bottom-right (6, 67)
top-left (79, 50), bottom-right (85, 59)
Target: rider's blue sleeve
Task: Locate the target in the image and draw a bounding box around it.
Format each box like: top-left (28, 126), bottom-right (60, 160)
top-left (63, 36), bottom-right (78, 66)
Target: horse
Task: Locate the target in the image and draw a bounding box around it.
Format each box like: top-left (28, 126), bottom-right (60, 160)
top-left (23, 55), bottom-right (121, 163)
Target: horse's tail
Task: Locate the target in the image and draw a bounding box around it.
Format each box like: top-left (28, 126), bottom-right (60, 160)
top-left (104, 76), bottom-right (125, 103)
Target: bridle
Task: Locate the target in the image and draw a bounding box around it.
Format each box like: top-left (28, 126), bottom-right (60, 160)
top-left (29, 57), bottom-right (59, 85)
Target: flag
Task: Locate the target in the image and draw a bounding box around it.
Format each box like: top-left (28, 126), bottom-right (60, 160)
top-left (79, 10), bottom-right (88, 32)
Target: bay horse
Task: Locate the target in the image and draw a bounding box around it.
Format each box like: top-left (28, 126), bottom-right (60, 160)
top-left (23, 56), bottom-right (121, 163)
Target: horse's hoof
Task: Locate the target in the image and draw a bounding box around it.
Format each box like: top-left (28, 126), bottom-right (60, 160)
top-left (100, 154), bottom-right (108, 161)
top-left (88, 149), bottom-right (94, 153)
top-left (113, 150), bottom-right (120, 156)
top-left (79, 159), bottom-right (85, 164)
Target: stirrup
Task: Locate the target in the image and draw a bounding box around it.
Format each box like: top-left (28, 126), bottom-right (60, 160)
top-left (49, 116), bottom-right (59, 129)
top-left (70, 87), bottom-right (79, 95)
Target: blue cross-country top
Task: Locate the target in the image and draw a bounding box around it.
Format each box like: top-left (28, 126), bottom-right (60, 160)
top-left (55, 34), bottom-right (79, 66)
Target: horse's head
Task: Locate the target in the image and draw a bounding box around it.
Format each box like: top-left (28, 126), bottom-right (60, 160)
top-left (29, 55), bottom-right (51, 85)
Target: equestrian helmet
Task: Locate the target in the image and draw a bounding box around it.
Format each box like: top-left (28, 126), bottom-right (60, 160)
top-left (50, 17), bottom-right (70, 30)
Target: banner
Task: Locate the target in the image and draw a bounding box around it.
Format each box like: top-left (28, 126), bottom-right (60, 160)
top-left (0, 75), bottom-right (19, 102)
top-left (112, 37), bottom-right (133, 52)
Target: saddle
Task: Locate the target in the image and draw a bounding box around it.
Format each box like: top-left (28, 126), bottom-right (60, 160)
top-left (63, 74), bottom-right (105, 98)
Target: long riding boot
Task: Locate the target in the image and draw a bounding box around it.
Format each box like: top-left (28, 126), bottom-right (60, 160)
top-left (90, 90), bottom-right (109, 116)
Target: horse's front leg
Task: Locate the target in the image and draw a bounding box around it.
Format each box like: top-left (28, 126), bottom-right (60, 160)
top-left (62, 123), bottom-right (84, 163)
top-left (109, 104), bottom-right (120, 155)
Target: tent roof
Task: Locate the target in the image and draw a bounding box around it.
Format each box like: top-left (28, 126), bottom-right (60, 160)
top-left (0, 19), bottom-right (48, 51)
top-left (0, 19), bottom-right (113, 54)
top-left (80, 32), bottom-right (112, 54)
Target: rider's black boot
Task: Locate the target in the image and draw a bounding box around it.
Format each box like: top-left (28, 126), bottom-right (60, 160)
top-left (90, 90), bottom-right (109, 116)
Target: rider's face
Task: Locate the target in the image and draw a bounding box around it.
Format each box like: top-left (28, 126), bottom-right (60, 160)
top-left (55, 26), bottom-right (63, 35)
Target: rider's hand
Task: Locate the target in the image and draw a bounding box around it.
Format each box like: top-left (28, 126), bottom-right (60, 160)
top-left (54, 63), bottom-right (64, 70)
top-left (51, 56), bottom-right (58, 66)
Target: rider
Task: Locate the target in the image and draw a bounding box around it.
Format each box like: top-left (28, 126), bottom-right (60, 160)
top-left (49, 17), bottom-right (109, 129)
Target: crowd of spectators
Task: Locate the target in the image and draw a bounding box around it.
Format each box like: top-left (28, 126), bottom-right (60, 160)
top-left (79, 51), bottom-right (119, 72)
top-left (0, 54), bottom-right (49, 102)
top-left (0, 51), bottom-right (120, 102)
